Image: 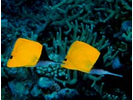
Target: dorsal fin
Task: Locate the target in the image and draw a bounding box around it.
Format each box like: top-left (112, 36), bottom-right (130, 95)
top-left (39, 46), bottom-right (51, 61)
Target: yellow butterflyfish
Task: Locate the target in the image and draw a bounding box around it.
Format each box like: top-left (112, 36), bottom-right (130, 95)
top-left (61, 41), bottom-right (123, 77)
top-left (7, 38), bottom-right (43, 67)
top-left (7, 38), bottom-right (61, 68)
top-left (61, 41), bottom-right (100, 73)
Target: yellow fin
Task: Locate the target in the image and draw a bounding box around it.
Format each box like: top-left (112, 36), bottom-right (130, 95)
top-left (61, 41), bottom-right (100, 73)
top-left (7, 38), bottom-right (43, 68)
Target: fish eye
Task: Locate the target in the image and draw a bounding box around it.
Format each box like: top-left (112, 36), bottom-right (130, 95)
top-left (64, 58), bottom-right (67, 61)
top-left (10, 55), bottom-right (13, 59)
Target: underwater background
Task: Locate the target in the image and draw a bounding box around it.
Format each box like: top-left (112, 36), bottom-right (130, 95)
top-left (1, 0), bottom-right (132, 100)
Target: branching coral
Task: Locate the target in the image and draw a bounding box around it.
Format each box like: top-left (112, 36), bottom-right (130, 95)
top-left (122, 27), bottom-right (132, 42)
top-left (36, 21), bottom-right (111, 86)
top-left (94, 0), bottom-right (131, 23)
top-left (83, 74), bottom-right (104, 88)
top-left (103, 46), bottom-right (119, 67)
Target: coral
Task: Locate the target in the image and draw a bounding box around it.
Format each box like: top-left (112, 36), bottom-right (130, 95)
top-left (8, 81), bottom-right (29, 100)
top-left (54, 70), bottom-right (78, 86)
top-left (36, 17), bottom-right (124, 88)
top-left (102, 89), bottom-right (128, 100)
top-left (36, 64), bottom-right (68, 81)
top-left (112, 56), bottom-right (123, 69)
top-left (113, 21), bottom-right (132, 42)
top-left (122, 26), bottom-right (132, 42)
top-left (5, 68), bottom-right (30, 80)
top-left (38, 77), bottom-right (60, 93)
top-left (36, 21), bottom-right (110, 86)
top-left (103, 46), bottom-right (119, 67)
top-left (44, 88), bottom-right (79, 100)
top-left (1, 0), bottom-right (131, 99)
top-left (83, 74), bottom-right (104, 87)
top-left (57, 88), bottom-right (79, 100)
top-left (94, 0), bottom-right (127, 23)
top-left (1, 87), bottom-right (11, 100)
top-left (30, 85), bottom-right (42, 97)
top-left (1, 67), bottom-right (8, 78)
top-left (67, 21), bottom-right (109, 51)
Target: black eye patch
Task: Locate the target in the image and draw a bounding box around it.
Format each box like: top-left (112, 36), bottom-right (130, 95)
top-left (10, 55), bottom-right (13, 59)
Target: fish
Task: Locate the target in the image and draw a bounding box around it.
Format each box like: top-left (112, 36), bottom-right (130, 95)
top-left (7, 38), bottom-right (60, 68)
top-left (61, 41), bottom-right (122, 77)
top-left (61, 41), bottom-right (100, 73)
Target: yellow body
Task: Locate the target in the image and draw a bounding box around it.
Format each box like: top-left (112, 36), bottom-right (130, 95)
top-left (61, 41), bottom-right (100, 73)
top-left (7, 38), bottom-right (43, 67)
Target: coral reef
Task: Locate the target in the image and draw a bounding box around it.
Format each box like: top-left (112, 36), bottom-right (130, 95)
top-left (1, 0), bottom-right (131, 100)
top-left (44, 88), bottom-right (79, 100)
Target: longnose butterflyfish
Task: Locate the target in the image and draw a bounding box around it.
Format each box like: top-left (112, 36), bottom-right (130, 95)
top-left (7, 38), bottom-right (60, 68)
top-left (61, 41), bottom-right (122, 77)
top-left (61, 41), bottom-right (100, 73)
